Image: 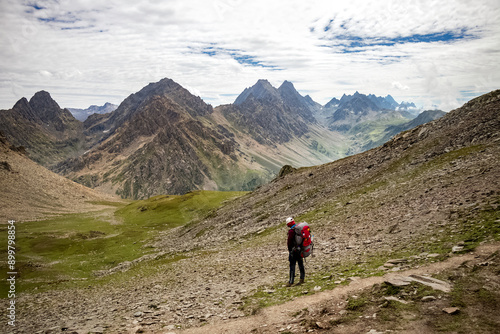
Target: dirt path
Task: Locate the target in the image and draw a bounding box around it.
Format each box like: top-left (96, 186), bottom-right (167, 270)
top-left (179, 242), bottom-right (500, 334)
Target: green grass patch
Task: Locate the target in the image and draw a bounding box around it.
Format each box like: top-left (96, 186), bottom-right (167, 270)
top-left (115, 190), bottom-right (246, 227)
top-left (0, 190), bottom-right (246, 297)
top-left (346, 295), bottom-right (368, 310)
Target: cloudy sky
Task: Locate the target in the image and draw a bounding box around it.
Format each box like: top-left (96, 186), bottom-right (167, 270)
top-left (1, 0), bottom-right (499, 111)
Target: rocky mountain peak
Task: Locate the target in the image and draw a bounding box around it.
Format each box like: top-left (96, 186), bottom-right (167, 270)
top-left (28, 90), bottom-right (68, 122)
top-left (142, 78), bottom-right (212, 117)
top-left (0, 90), bottom-right (83, 167)
top-left (98, 78), bottom-right (213, 134)
top-left (278, 80), bottom-right (295, 90)
top-left (385, 94), bottom-right (398, 105)
top-left (234, 79), bottom-right (280, 105)
top-left (68, 102), bottom-right (118, 121)
top-left (277, 80), bottom-right (302, 99)
top-left (12, 97), bottom-right (35, 119)
top-left (324, 97), bottom-right (340, 109)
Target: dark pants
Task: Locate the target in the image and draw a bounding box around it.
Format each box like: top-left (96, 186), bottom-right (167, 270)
top-left (289, 251), bottom-right (305, 284)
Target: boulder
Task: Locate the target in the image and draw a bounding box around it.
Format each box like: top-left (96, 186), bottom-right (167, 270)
top-left (409, 275), bottom-right (451, 293)
top-left (442, 307), bottom-right (460, 314)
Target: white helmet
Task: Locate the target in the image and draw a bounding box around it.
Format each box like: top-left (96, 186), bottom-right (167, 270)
top-left (286, 217), bottom-right (294, 224)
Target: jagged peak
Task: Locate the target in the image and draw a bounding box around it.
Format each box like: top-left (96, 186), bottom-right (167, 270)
top-left (278, 80), bottom-right (303, 98)
top-left (304, 95), bottom-right (315, 103)
top-left (278, 80), bottom-right (295, 90)
top-left (234, 79), bottom-right (279, 105)
top-left (256, 78), bottom-right (272, 85)
top-left (12, 97), bottom-right (30, 111)
top-left (324, 97), bottom-right (340, 109)
top-left (28, 90), bottom-right (63, 114)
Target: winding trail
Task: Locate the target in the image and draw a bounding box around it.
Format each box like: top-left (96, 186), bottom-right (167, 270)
top-left (180, 242), bottom-right (500, 334)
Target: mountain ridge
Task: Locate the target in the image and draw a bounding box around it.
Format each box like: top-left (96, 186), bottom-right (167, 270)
top-left (0, 91), bottom-right (84, 166)
top-left (68, 102), bottom-right (118, 121)
top-left (0, 78), bottom-right (445, 199)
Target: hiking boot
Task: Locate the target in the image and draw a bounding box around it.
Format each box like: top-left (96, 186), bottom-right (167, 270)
top-left (286, 282), bottom-right (293, 287)
top-left (297, 279), bottom-right (304, 285)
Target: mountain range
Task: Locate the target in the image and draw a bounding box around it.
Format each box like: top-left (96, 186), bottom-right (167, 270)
top-left (68, 102), bottom-right (118, 121)
top-left (0, 78), bottom-right (445, 199)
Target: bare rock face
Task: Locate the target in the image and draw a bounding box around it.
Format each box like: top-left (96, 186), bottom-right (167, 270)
top-left (221, 79), bottom-right (318, 145)
top-left (0, 91), bottom-right (84, 167)
top-left (54, 79), bottom-right (267, 199)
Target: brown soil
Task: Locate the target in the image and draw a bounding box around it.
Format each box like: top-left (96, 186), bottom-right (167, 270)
top-left (0, 143), bottom-right (121, 223)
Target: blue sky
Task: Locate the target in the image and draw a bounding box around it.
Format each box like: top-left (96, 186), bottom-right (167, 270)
top-left (0, 0), bottom-right (499, 111)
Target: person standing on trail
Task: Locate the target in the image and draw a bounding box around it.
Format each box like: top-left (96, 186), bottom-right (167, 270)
top-left (286, 217), bottom-right (305, 287)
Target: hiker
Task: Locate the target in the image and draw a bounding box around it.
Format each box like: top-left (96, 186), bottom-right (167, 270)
top-left (286, 217), bottom-right (305, 287)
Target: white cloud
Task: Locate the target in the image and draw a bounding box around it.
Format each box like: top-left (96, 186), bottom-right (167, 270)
top-left (39, 70), bottom-right (53, 78)
top-left (0, 0), bottom-right (498, 110)
top-left (392, 81), bottom-right (409, 91)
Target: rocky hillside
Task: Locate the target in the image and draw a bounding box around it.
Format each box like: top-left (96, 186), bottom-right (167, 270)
top-left (0, 131), bottom-right (116, 222)
top-left (54, 80), bottom-right (265, 199)
top-left (220, 79), bottom-right (317, 145)
top-left (0, 91), bottom-right (85, 167)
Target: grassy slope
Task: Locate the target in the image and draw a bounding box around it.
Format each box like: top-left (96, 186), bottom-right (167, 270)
top-left (0, 191), bottom-right (246, 296)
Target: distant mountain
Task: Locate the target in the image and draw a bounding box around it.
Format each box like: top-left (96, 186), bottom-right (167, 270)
top-left (55, 79), bottom-right (274, 199)
top-left (68, 102), bottom-right (118, 121)
top-left (0, 91), bottom-right (84, 167)
top-left (404, 109), bottom-right (446, 128)
top-left (324, 91), bottom-right (411, 132)
top-left (367, 94), bottom-right (400, 110)
top-left (398, 101), bottom-right (418, 110)
top-left (319, 91), bottom-right (427, 155)
top-left (216, 79), bottom-right (344, 172)
top-left (83, 78), bottom-right (213, 139)
top-left (324, 97), bottom-right (340, 109)
top-left (397, 101), bottom-right (420, 116)
top-left (324, 92), bottom-right (419, 121)
top-left (355, 109), bottom-right (447, 152)
top-left (220, 79), bottom-right (317, 145)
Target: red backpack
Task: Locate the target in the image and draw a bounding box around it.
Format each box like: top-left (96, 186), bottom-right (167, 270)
top-left (293, 222), bottom-right (313, 258)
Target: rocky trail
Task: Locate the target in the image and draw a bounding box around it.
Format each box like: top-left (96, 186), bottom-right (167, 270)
top-left (178, 242), bottom-right (500, 334)
top-left (4, 234), bottom-right (498, 334)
